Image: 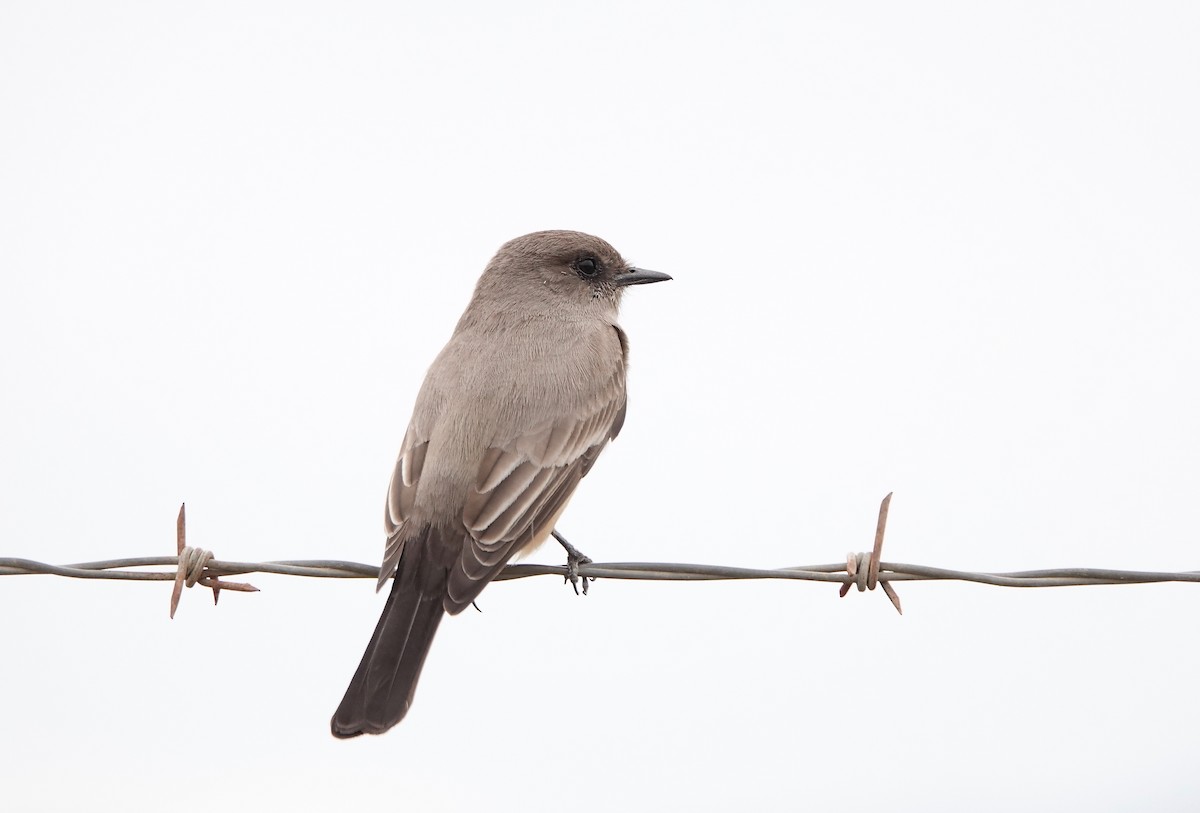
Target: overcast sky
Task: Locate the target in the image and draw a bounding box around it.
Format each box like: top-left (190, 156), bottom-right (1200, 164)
top-left (2, 2), bottom-right (1198, 811)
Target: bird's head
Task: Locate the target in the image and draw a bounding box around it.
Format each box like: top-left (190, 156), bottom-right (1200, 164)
top-left (477, 230), bottom-right (671, 317)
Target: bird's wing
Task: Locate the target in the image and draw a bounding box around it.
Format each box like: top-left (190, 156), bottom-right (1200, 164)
top-left (446, 355), bottom-right (628, 612)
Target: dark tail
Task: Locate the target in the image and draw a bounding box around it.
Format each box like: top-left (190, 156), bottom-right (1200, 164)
top-left (331, 524), bottom-right (452, 738)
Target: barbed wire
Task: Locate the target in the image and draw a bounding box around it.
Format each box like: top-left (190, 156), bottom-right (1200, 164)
top-left (2, 496), bottom-right (1197, 617)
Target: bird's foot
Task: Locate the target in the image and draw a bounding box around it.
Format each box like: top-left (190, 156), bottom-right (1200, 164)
top-left (552, 529), bottom-right (593, 596)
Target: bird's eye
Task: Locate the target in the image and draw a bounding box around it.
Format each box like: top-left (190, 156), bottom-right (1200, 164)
top-left (574, 257), bottom-right (600, 278)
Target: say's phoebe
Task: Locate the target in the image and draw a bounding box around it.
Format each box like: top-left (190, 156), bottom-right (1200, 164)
top-left (331, 230), bottom-right (670, 737)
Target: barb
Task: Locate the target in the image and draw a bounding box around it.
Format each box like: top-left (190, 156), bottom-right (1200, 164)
top-left (2, 497), bottom-right (1198, 611)
top-left (838, 492), bottom-right (902, 614)
top-left (168, 503), bottom-right (259, 618)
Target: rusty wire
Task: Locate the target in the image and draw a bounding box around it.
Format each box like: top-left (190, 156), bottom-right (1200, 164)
top-left (1, 497), bottom-right (1197, 618)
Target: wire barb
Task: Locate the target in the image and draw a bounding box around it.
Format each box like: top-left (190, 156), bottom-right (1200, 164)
top-left (169, 503), bottom-right (258, 619)
top-left (838, 492), bottom-right (902, 614)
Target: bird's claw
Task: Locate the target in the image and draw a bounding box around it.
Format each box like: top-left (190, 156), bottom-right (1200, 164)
top-left (552, 529), bottom-right (594, 596)
top-left (565, 552), bottom-right (593, 596)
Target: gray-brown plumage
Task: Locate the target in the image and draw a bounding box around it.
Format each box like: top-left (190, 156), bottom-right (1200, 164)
top-left (331, 230), bottom-right (670, 738)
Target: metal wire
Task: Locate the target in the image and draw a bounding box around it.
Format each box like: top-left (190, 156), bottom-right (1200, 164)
top-left (3, 497), bottom-right (1196, 618)
top-left (3, 556), bottom-right (1197, 586)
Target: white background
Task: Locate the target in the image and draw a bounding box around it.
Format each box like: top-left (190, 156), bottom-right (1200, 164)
top-left (2, 2), bottom-right (1198, 810)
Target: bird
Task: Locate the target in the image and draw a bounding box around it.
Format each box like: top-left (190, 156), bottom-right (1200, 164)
top-left (331, 230), bottom-right (671, 737)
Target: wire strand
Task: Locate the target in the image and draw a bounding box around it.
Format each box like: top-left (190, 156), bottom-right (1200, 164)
top-left (5, 498), bottom-right (1195, 619)
top-left (3, 556), bottom-right (1197, 586)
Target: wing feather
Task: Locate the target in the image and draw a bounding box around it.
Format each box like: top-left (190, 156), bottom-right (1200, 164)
top-left (476, 465), bottom-right (560, 544)
top-left (476, 447), bottom-right (523, 493)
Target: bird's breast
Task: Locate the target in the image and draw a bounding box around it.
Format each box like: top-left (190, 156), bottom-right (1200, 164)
top-left (404, 316), bottom-right (624, 523)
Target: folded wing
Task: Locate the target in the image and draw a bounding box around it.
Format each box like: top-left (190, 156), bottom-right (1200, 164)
top-left (448, 366), bottom-right (626, 611)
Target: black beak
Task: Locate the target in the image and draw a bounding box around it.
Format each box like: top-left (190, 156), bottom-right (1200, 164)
top-left (613, 267), bottom-right (673, 287)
